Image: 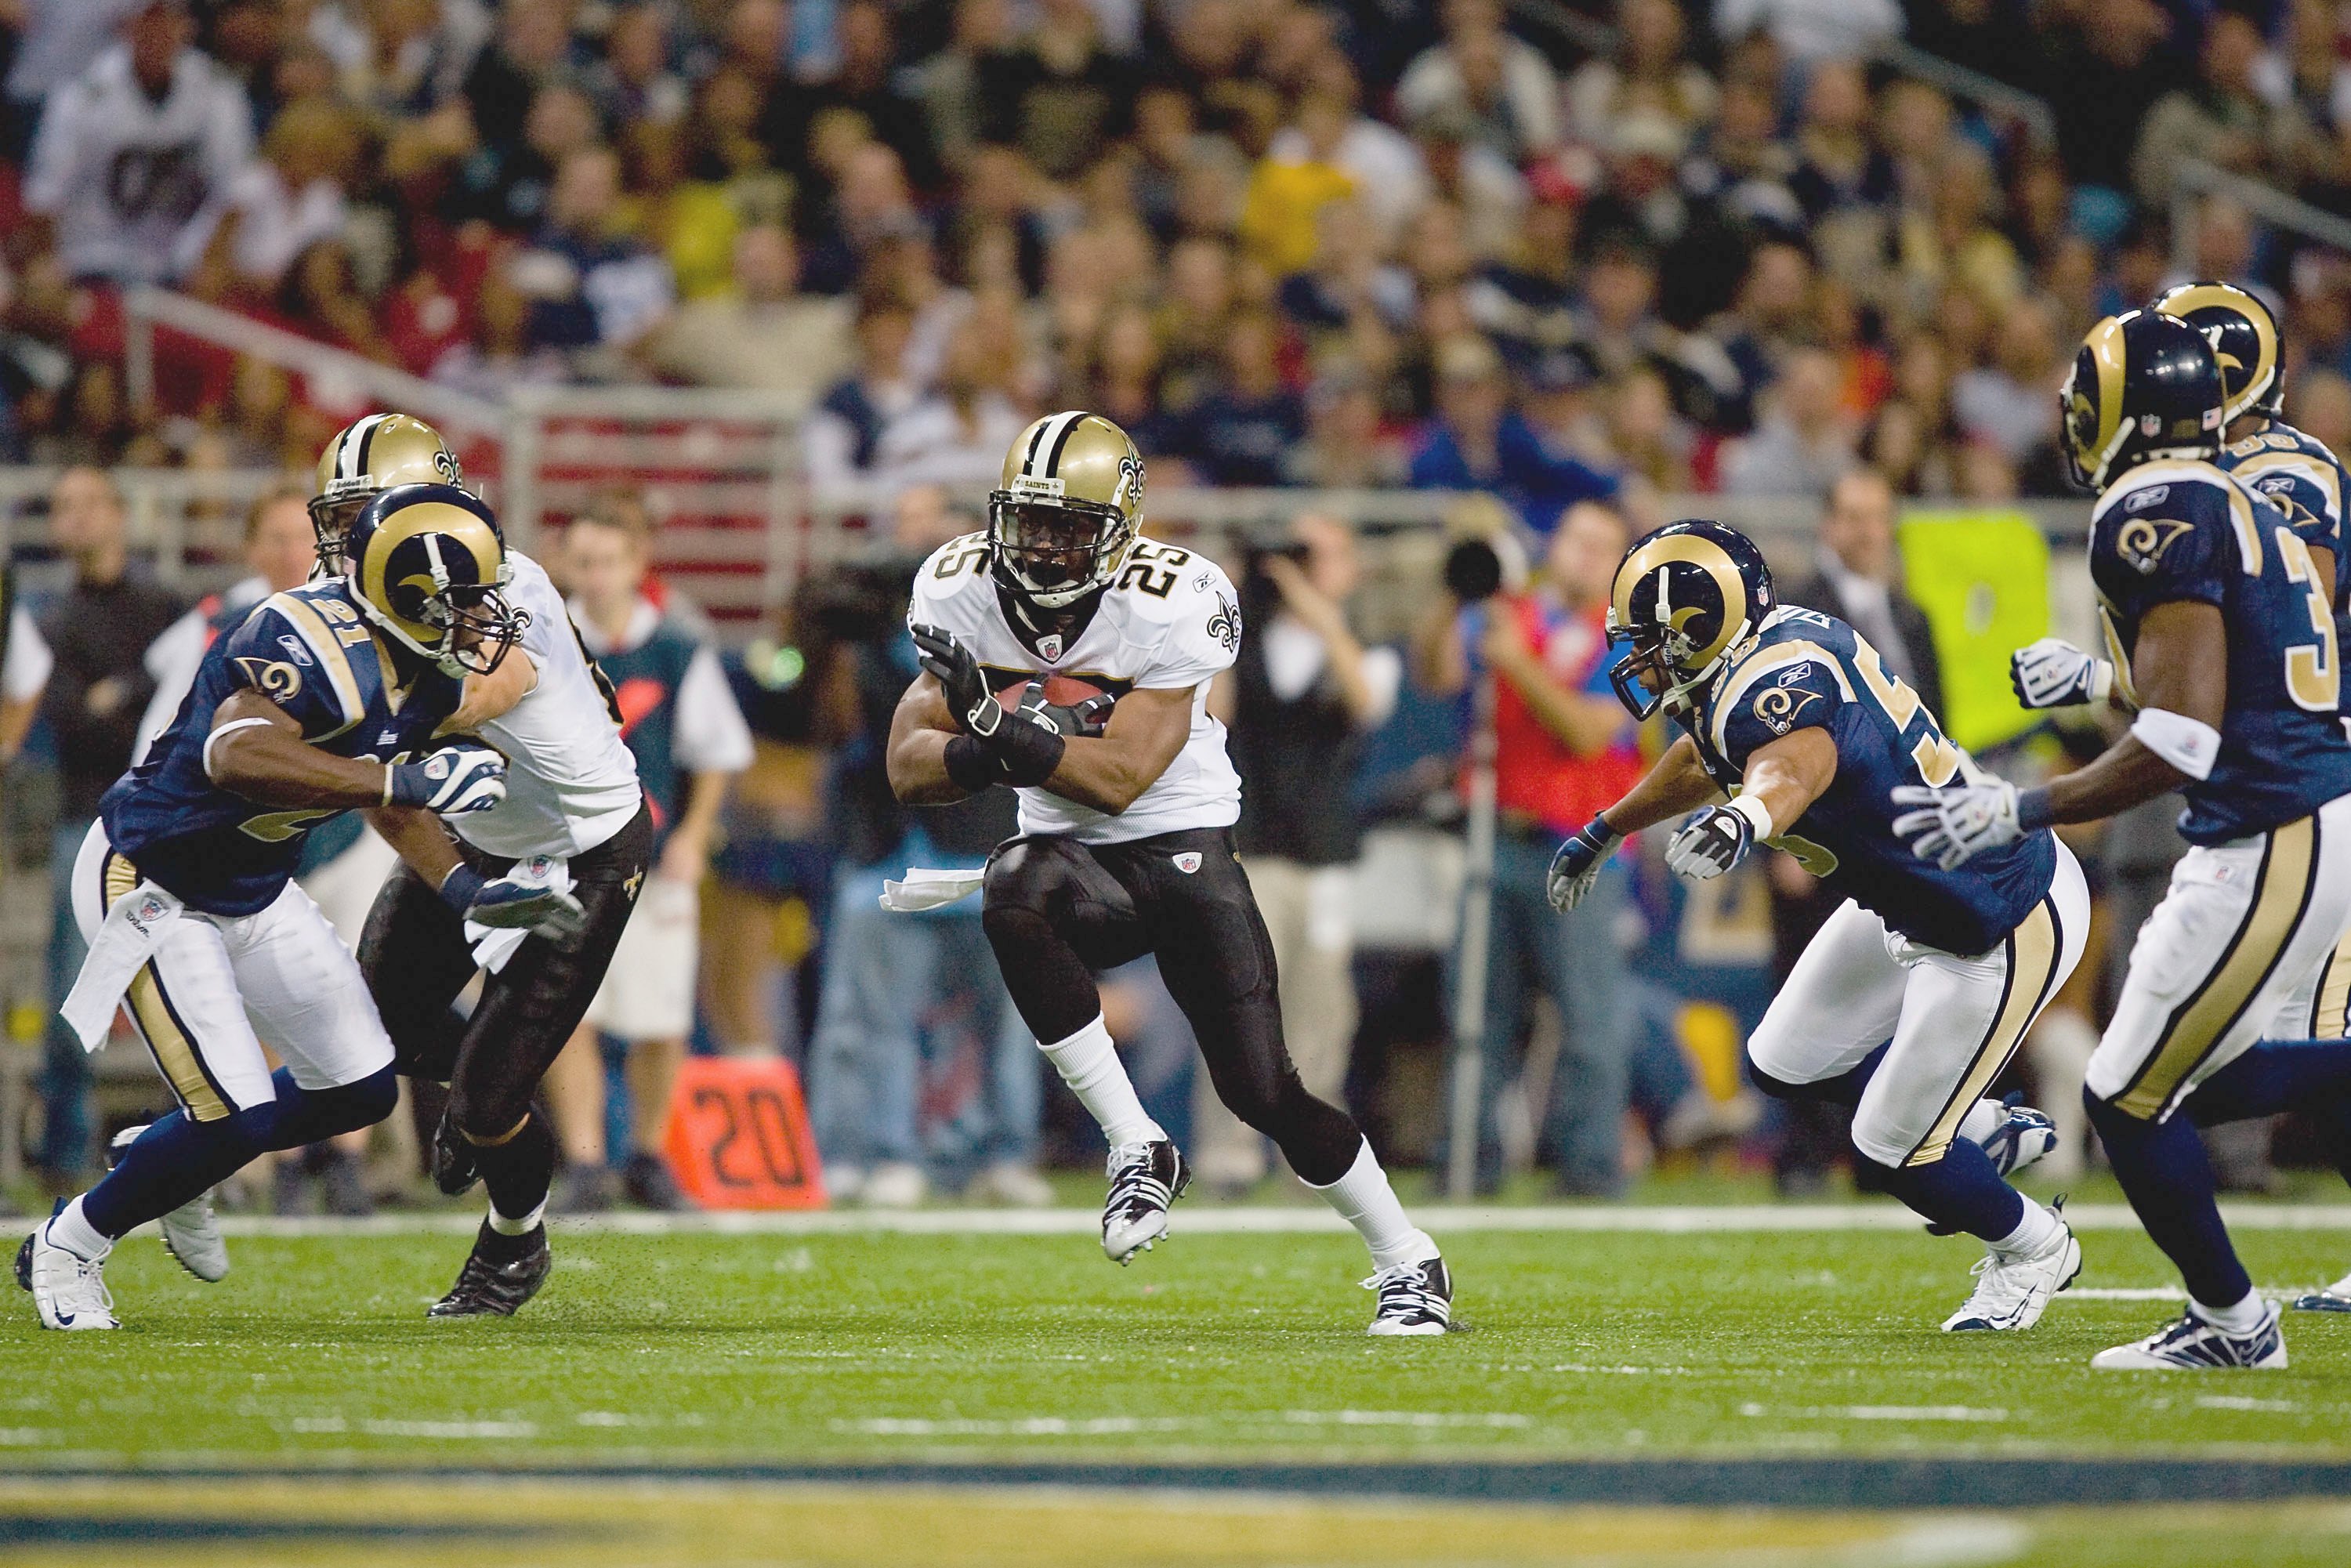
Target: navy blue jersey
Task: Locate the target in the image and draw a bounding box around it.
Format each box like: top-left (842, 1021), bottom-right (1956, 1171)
top-left (2219, 418), bottom-right (2351, 657)
top-left (100, 581), bottom-right (464, 915)
top-left (2090, 460), bottom-right (2351, 845)
top-left (1688, 607), bottom-right (2056, 956)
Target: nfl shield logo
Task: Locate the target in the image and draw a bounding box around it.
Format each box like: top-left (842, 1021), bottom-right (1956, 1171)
top-left (1038, 634), bottom-right (1063, 662)
top-left (1172, 852), bottom-right (1202, 874)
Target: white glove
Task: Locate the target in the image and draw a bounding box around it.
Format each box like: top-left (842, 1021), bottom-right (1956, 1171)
top-left (2009, 638), bottom-right (2113, 710)
top-left (464, 875), bottom-right (586, 942)
top-left (1665, 799), bottom-right (1766, 882)
top-left (388, 741), bottom-right (509, 816)
top-left (1890, 780), bottom-right (2023, 871)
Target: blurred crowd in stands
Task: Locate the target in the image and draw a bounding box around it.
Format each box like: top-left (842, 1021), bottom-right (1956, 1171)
top-left (5, 0), bottom-right (2351, 510)
top-left (5, 0), bottom-right (2350, 1211)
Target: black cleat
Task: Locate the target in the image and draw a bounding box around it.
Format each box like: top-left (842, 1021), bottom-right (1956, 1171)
top-left (1365, 1255), bottom-right (1456, 1335)
top-left (1102, 1140), bottom-right (1189, 1263)
top-left (426, 1222), bottom-right (551, 1319)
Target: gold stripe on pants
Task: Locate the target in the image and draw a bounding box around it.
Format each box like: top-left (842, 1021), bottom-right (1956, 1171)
top-left (1905, 897), bottom-right (2062, 1166)
top-left (101, 851), bottom-right (233, 1123)
top-left (2115, 816), bottom-right (2319, 1121)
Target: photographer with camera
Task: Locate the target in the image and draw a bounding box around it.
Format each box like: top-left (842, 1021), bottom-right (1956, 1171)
top-left (1197, 513), bottom-right (1400, 1197)
top-left (802, 487), bottom-right (1049, 1208)
top-left (1415, 500), bottom-right (1642, 1196)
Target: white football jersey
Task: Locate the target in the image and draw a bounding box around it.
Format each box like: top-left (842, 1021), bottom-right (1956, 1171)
top-left (908, 534), bottom-right (1244, 845)
top-left (24, 45), bottom-right (253, 285)
top-left (455, 551), bottom-right (644, 860)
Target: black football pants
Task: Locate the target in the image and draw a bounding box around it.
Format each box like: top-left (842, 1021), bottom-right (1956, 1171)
top-left (979, 826), bottom-right (1360, 1185)
top-left (360, 805), bottom-right (651, 1150)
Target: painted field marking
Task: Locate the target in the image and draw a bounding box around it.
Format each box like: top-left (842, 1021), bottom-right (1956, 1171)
top-left (1739, 1404), bottom-right (2010, 1423)
top-left (195, 1203), bottom-right (2351, 1239)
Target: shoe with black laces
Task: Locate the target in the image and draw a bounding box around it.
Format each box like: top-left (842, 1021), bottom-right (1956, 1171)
top-left (426, 1222), bottom-right (552, 1319)
top-left (1101, 1140), bottom-right (1188, 1264)
top-left (1364, 1255), bottom-right (1454, 1336)
top-left (621, 1151), bottom-right (693, 1212)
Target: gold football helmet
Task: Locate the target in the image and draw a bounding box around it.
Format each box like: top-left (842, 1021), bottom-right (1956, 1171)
top-left (988, 411), bottom-right (1145, 608)
top-left (2151, 280), bottom-right (2283, 425)
top-left (311, 414), bottom-right (466, 571)
top-left (344, 482), bottom-right (521, 678)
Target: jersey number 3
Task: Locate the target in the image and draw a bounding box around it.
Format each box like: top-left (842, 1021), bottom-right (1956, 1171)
top-left (2277, 527), bottom-right (2341, 712)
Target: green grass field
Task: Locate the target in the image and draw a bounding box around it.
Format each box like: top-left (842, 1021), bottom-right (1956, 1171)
top-left (5, 1214), bottom-right (2351, 1565)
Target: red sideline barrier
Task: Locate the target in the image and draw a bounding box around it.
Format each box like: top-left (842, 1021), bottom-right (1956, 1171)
top-left (662, 1056), bottom-right (829, 1210)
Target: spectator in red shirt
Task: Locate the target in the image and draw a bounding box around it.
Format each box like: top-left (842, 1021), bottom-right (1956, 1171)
top-left (1416, 499), bottom-right (1642, 1194)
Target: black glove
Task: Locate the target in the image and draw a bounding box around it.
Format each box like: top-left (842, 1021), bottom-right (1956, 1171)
top-left (1013, 679), bottom-right (1116, 737)
top-left (987, 689), bottom-right (1068, 787)
top-left (911, 622), bottom-right (1002, 738)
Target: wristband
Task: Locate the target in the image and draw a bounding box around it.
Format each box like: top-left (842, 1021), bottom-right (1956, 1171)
top-left (2131, 706), bottom-right (2222, 781)
top-left (988, 714), bottom-right (1067, 788)
top-left (437, 864), bottom-right (488, 914)
top-left (1726, 792), bottom-right (1777, 841)
top-left (2016, 787), bottom-right (2055, 834)
top-left (943, 734), bottom-right (1000, 794)
top-left (1582, 815), bottom-right (1620, 849)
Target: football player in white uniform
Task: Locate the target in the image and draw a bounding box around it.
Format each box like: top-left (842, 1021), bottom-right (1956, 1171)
top-left (172, 414), bottom-right (651, 1317)
top-left (887, 412), bottom-right (1454, 1334)
top-left (324, 418), bottom-right (652, 1318)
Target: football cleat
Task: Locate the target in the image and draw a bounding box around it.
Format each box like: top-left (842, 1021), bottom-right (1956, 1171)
top-left (110, 1126), bottom-right (228, 1283)
top-left (2291, 1270), bottom-right (2351, 1313)
top-left (16, 1210), bottom-right (118, 1331)
top-left (1101, 1140), bottom-right (1189, 1264)
top-left (426, 1222), bottom-right (551, 1319)
top-left (1943, 1208), bottom-right (2080, 1331)
top-left (1365, 1255), bottom-right (1454, 1336)
top-left (1925, 1095), bottom-right (2062, 1235)
top-left (2092, 1303), bottom-right (2288, 1371)
top-left (1979, 1092), bottom-right (2060, 1179)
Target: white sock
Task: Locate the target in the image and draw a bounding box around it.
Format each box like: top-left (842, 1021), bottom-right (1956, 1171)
top-left (45, 1197), bottom-right (113, 1261)
top-left (487, 1199), bottom-right (546, 1237)
top-left (1991, 1200), bottom-right (2062, 1258)
top-left (1307, 1139), bottom-right (1436, 1271)
top-left (1956, 1097), bottom-right (2005, 1147)
top-left (1038, 1016), bottom-right (1164, 1149)
top-left (2193, 1287), bottom-right (2269, 1334)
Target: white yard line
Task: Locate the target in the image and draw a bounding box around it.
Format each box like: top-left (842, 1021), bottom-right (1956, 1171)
top-left (193, 1203), bottom-right (2351, 1238)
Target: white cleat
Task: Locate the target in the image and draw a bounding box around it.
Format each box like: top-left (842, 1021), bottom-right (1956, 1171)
top-left (2092, 1302), bottom-right (2288, 1370)
top-left (110, 1126), bottom-right (227, 1283)
top-left (2291, 1269), bottom-right (2351, 1313)
top-left (15, 1219), bottom-right (118, 1331)
top-left (1942, 1210), bottom-right (2081, 1331)
top-left (1365, 1255), bottom-right (1454, 1335)
top-left (1976, 1092), bottom-right (2060, 1179)
top-left (1101, 1140), bottom-right (1188, 1264)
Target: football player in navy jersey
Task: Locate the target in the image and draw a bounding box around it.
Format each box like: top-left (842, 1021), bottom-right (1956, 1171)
top-left (15, 484), bottom-right (544, 1330)
top-left (1548, 520), bottom-right (2089, 1333)
top-left (1899, 310), bottom-right (2351, 1369)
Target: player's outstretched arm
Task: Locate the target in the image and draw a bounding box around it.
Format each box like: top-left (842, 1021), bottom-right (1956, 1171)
top-left (206, 690), bottom-right (509, 814)
top-left (207, 691), bottom-right (405, 807)
top-left (1549, 736), bottom-right (1725, 911)
top-left (2035, 599), bottom-right (2226, 826)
